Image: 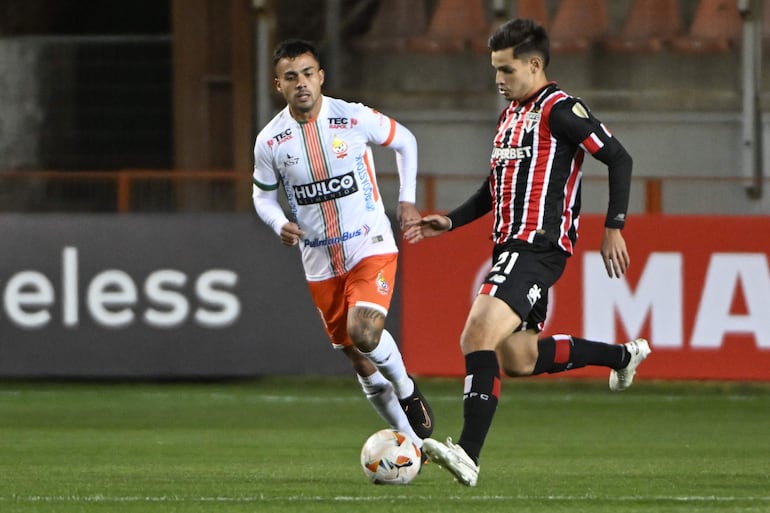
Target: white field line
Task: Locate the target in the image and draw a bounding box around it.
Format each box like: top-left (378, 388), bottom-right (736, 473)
top-left (2, 494), bottom-right (769, 503)
top-left (136, 392), bottom-right (761, 404)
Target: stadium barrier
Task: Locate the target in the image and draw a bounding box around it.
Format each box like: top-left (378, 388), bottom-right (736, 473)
top-left (1, 169), bottom-right (766, 214)
top-left (1, 210), bottom-right (768, 381)
top-left (401, 214), bottom-right (770, 381)
top-left (0, 214), bottom-right (347, 378)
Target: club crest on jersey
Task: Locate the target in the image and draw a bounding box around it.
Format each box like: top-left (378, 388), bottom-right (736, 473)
top-left (523, 109), bottom-right (541, 132)
top-left (376, 270), bottom-right (390, 295)
top-left (332, 136), bottom-right (349, 159)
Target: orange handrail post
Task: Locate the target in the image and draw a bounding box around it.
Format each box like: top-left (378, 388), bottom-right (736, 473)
top-left (423, 175), bottom-right (437, 213)
top-left (117, 171), bottom-right (131, 213)
top-left (645, 177), bottom-right (663, 214)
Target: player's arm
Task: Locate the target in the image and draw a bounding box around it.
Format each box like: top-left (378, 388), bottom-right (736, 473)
top-left (551, 99), bottom-right (632, 277)
top-left (590, 129), bottom-right (632, 278)
top-left (404, 177), bottom-right (492, 243)
top-left (377, 114), bottom-right (420, 229)
top-left (252, 180), bottom-right (304, 246)
top-left (551, 99), bottom-right (632, 227)
top-left (252, 143), bottom-right (304, 246)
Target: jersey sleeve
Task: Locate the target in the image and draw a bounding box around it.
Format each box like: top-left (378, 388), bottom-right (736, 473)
top-left (252, 135), bottom-right (290, 237)
top-left (550, 99), bottom-right (633, 229)
top-left (358, 105), bottom-right (418, 204)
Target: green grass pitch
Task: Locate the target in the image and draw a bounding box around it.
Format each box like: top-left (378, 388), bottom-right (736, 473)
top-left (1, 377), bottom-right (769, 513)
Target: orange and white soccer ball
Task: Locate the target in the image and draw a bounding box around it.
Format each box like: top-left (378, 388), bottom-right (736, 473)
top-left (360, 429), bottom-right (421, 485)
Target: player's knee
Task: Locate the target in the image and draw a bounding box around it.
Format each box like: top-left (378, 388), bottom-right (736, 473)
top-left (498, 345), bottom-right (537, 377)
top-left (347, 307), bottom-right (385, 352)
top-left (347, 321), bottom-right (382, 352)
top-left (460, 317), bottom-right (497, 353)
top-left (500, 361), bottom-right (534, 377)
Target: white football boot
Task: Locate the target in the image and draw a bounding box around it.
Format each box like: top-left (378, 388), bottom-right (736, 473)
top-left (609, 338), bottom-right (651, 392)
top-left (422, 437), bottom-right (479, 486)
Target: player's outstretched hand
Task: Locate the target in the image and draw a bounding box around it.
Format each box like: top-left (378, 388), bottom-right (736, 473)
top-left (601, 228), bottom-right (630, 278)
top-left (403, 215), bottom-right (451, 244)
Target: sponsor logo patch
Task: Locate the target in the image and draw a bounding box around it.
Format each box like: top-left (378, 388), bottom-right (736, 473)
top-left (293, 171), bottom-right (358, 205)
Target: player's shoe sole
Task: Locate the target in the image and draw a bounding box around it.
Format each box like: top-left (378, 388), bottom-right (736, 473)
top-left (609, 338), bottom-right (651, 392)
top-left (399, 377), bottom-right (434, 439)
top-left (422, 437), bottom-right (479, 487)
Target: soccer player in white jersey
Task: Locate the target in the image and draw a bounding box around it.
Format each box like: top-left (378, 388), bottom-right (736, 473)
top-left (252, 39), bottom-right (434, 448)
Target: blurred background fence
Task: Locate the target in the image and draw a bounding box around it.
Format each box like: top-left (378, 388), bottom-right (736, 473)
top-left (1, 169), bottom-right (768, 214)
top-left (1, 0), bottom-right (768, 215)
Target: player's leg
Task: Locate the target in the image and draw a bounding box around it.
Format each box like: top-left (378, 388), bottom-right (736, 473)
top-left (307, 276), bottom-right (425, 444)
top-left (456, 293), bottom-right (520, 460)
top-left (422, 293), bottom-right (519, 487)
top-left (423, 243), bottom-right (565, 486)
top-left (497, 331), bottom-right (630, 376)
top-left (342, 346), bottom-right (423, 447)
top-left (499, 332), bottom-right (650, 388)
top-left (493, 291), bottom-right (651, 388)
top-left (534, 334), bottom-right (632, 374)
top-left (492, 260), bottom-right (651, 388)
top-left (345, 254), bottom-right (434, 438)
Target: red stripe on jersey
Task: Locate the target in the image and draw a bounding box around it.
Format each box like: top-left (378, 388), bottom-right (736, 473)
top-left (558, 151), bottom-right (584, 254)
top-left (300, 121), bottom-right (346, 275)
top-left (521, 93), bottom-right (560, 241)
top-left (489, 86), bottom-right (586, 255)
top-left (493, 110), bottom-right (519, 243)
top-left (491, 376), bottom-right (501, 399)
top-left (580, 132), bottom-right (604, 154)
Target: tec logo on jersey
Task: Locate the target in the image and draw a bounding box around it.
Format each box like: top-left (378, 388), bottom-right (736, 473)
top-left (267, 128), bottom-right (293, 148)
top-left (328, 117), bottom-right (358, 129)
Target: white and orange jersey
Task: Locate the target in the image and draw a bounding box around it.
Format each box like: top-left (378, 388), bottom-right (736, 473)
top-left (253, 96), bottom-right (418, 282)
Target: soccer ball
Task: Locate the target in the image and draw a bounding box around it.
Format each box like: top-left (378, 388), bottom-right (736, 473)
top-left (360, 429), bottom-right (422, 485)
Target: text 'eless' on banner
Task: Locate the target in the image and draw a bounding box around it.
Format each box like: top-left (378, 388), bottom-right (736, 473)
top-left (401, 214), bottom-right (770, 381)
top-left (0, 214), bottom-right (347, 378)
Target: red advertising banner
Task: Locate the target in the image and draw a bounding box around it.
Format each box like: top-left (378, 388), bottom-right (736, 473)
top-left (401, 214), bottom-right (770, 381)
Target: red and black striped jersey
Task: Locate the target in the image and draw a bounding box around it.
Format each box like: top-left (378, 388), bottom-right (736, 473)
top-left (448, 83), bottom-right (632, 255)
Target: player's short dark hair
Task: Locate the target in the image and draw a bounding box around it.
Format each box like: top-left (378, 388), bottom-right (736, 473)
top-left (272, 39), bottom-right (321, 68)
top-left (488, 19), bottom-right (550, 68)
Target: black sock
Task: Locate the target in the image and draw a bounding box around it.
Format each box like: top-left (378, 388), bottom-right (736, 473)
top-left (533, 335), bottom-right (629, 375)
top-left (457, 351), bottom-right (500, 464)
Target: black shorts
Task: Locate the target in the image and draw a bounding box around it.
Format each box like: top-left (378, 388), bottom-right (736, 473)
top-left (478, 238), bottom-right (568, 333)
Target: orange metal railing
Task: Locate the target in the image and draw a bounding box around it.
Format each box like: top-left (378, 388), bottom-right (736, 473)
top-left (0, 170), bottom-right (765, 214)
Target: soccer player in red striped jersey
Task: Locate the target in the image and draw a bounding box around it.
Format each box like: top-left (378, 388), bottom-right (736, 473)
top-left (405, 19), bottom-right (650, 486)
top-left (253, 40), bottom-right (434, 449)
